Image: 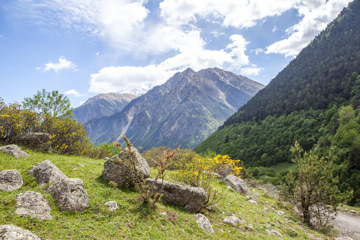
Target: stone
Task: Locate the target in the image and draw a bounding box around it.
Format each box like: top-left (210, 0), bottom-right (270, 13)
top-left (15, 191), bottom-right (52, 220)
top-left (248, 200), bottom-right (257, 205)
top-left (277, 210), bottom-right (285, 215)
top-left (0, 225), bottom-right (46, 240)
top-left (0, 145), bottom-right (29, 158)
top-left (350, 210), bottom-right (357, 214)
top-left (227, 186), bottom-right (235, 192)
top-left (76, 164), bottom-right (85, 167)
top-left (102, 147), bottom-right (150, 186)
top-left (335, 237), bottom-right (354, 240)
top-left (47, 178), bottom-right (89, 212)
top-left (29, 160), bottom-right (68, 184)
top-left (104, 201), bottom-right (118, 211)
top-left (223, 215), bottom-right (245, 225)
top-left (0, 170), bottom-right (23, 192)
top-left (266, 229), bottom-right (283, 238)
top-left (15, 132), bottom-right (52, 152)
top-left (223, 175), bottom-right (250, 195)
top-left (247, 224), bottom-right (254, 229)
top-left (195, 214), bottom-right (214, 233)
top-left (146, 178), bottom-right (206, 213)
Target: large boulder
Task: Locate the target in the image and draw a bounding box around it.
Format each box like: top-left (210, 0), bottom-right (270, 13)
top-left (0, 225), bottom-right (46, 240)
top-left (102, 147), bottom-right (150, 186)
top-left (15, 132), bottom-right (52, 152)
top-left (0, 145), bottom-right (29, 158)
top-left (47, 178), bottom-right (89, 212)
top-left (146, 178), bottom-right (206, 213)
top-left (15, 191), bottom-right (52, 220)
top-left (0, 170), bottom-right (23, 192)
top-left (223, 175), bottom-right (250, 195)
top-left (29, 160), bottom-right (68, 184)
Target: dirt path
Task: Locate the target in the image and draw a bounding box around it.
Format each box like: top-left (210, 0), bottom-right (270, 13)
top-left (334, 212), bottom-right (360, 240)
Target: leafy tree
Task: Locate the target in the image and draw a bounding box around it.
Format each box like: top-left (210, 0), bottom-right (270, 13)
top-left (23, 89), bottom-right (72, 117)
top-left (283, 141), bottom-right (351, 230)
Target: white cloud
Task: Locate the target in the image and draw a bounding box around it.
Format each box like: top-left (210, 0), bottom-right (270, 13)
top-left (64, 89), bottom-right (84, 97)
top-left (251, 48), bottom-right (264, 55)
top-left (89, 33), bottom-right (262, 93)
top-left (96, 52), bottom-right (100, 56)
top-left (6, 0), bottom-right (149, 51)
top-left (38, 56), bottom-right (77, 73)
top-left (266, 0), bottom-right (352, 57)
top-left (272, 25), bottom-right (278, 33)
top-left (159, 0), bottom-right (299, 28)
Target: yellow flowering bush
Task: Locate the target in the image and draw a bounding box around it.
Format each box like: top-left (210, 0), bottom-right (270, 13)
top-left (172, 149), bottom-right (243, 209)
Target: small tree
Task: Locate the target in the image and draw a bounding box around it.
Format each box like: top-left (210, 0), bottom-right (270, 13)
top-left (283, 141), bottom-right (351, 231)
top-left (23, 89), bottom-right (72, 117)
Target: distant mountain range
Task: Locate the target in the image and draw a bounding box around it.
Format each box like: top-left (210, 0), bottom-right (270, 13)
top-left (85, 67), bottom-right (264, 150)
top-left (73, 93), bottom-right (137, 124)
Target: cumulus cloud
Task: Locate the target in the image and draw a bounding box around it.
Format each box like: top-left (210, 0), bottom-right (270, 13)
top-left (266, 0), bottom-right (352, 57)
top-left (64, 89), bottom-right (84, 97)
top-left (159, 0), bottom-right (299, 28)
top-left (272, 26), bottom-right (278, 33)
top-left (251, 48), bottom-right (264, 55)
top-left (89, 33), bottom-right (262, 93)
top-left (38, 56), bottom-right (77, 73)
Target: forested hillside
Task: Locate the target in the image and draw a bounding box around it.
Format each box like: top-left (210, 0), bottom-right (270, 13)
top-left (196, 0), bottom-right (360, 205)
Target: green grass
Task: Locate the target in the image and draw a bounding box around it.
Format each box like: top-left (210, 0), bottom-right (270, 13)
top-left (272, 162), bottom-right (296, 174)
top-left (0, 149), bottom-right (326, 239)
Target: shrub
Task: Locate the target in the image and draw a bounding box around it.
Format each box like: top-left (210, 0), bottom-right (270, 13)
top-left (114, 136), bottom-right (178, 207)
top-left (173, 151), bottom-right (242, 209)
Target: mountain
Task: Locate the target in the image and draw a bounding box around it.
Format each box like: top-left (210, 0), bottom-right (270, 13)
top-left (85, 67), bottom-right (264, 149)
top-left (73, 93), bottom-right (137, 124)
top-left (195, 1), bottom-right (360, 204)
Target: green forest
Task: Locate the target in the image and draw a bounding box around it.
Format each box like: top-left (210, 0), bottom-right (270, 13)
top-left (196, 0), bottom-right (360, 206)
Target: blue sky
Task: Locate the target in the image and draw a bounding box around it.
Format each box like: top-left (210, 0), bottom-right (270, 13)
top-left (0, 0), bottom-right (352, 107)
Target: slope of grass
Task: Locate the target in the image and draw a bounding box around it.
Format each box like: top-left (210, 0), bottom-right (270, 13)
top-left (0, 149), bottom-right (327, 239)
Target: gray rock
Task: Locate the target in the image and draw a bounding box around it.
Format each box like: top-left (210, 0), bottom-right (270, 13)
top-left (146, 178), bottom-right (206, 213)
top-left (102, 147), bottom-right (150, 186)
top-left (29, 160), bottom-right (68, 184)
top-left (104, 201), bottom-right (118, 211)
top-left (247, 200), bottom-right (257, 205)
top-left (76, 164), bottom-right (85, 167)
top-left (335, 237), bottom-right (354, 240)
top-left (223, 215), bottom-right (246, 225)
top-left (15, 191), bottom-right (52, 220)
top-left (0, 170), bottom-right (23, 192)
top-left (266, 229), bottom-right (283, 238)
top-left (47, 178), bottom-right (89, 212)
top-left (0, 145), bottom-right (29, 158)
top-left (350, 210), bottom-right (357, 214)
top-left (15, 132), bottom-right (52, 152)
top-left (277, 210), bottom-right (285, 215)
top-left (0, 225), bottom-right (46, 240)
top-left (223, 175), bottom-right (250, 195)
top-left (195, 214), bottom-right (214, 233)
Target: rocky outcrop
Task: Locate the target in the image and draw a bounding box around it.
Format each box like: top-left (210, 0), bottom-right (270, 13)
top-left (29, 160), bottom-right (68, 184)
top-left (104, 201), bottom-right (118, 211)
top-left (195, 214), bottom-right (214, 233)
top-left (47, 178), bottom-right (89, 212)
top-left (223, 175), bottom-right (250, 195)
top-left (146, 178), bottom-right (206, 213)
top-left (0, 225), bottom-right (46, 240)
top-left (15, 191), bottom-right (52, 220)
top-left (102, 147), bottom-right (150, 186)
top-left (0, 170), bottom-right (23, 192)
top-left (15, 132), bottom-right (52, 152)
top-left (0, 145), bottom-right (29, 158)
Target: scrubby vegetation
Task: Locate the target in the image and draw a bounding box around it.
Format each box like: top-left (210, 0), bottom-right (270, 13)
top-left (0, 148), bottom-right (327, 239)
top-left (0, 95), bottom-right (119, 159)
